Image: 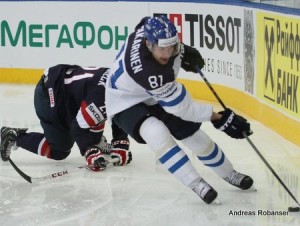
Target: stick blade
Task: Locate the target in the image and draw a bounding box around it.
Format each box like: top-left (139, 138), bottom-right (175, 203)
top-left (8, 158), bottom-right (32, 183)
top-left (288, 207), bottom-right (300, 212)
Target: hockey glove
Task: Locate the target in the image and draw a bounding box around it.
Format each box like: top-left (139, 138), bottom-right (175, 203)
top-left (85, 146), bottom-right (108, 171)
top-left (181, 45), bottom-right (205, 72)
top-left (212, 108), bottom-right (253, 139)
top-left (110, 138), bottom-right (132, 166)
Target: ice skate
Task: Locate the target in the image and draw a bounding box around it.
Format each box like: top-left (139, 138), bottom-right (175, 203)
top-left (192, 178), bottom-right (218, 204)
top-left (97, 135), bottom-right (113, 154)
top-left (0, 127), bottom-right (27, 161)
top-left (224, 170), bottom-right (253, 190)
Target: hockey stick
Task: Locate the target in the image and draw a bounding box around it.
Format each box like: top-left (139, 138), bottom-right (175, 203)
top-left (197, 68), bottom-right (300, 207)
top-left (8, 157), bottom-right (119, 184)
top-left (242, 132), bottom-right (300, 207)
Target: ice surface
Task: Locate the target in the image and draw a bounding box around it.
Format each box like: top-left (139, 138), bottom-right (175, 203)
top-left (0, 84), bottom-right (299, 226)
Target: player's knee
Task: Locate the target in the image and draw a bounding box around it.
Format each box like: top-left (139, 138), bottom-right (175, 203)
top-left (164, 115), bottom-right (201, 140)
top-left (50, 149), bottom-right (71, 160)
top-left (181, 129), bottom-right (214, 156)
top-left (139, 116), bottom-right (174, 151)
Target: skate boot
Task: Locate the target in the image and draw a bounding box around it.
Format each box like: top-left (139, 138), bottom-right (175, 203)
top-left (0, 127), bottom-right (27, 161)
top-left (192, 178), bottom-right (218, 204)
top-left (97, 135), bottom-right (113, 154)
top-left (224, 170), bottom-right (253, 190)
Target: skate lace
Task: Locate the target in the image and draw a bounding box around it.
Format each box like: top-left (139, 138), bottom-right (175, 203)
top-left (226, 170), bottom-right (245, 186)
top-left (192, 179), bottom-right (212, 199)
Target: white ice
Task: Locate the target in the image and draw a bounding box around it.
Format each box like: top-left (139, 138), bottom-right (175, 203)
top-left (0, 84), bottom-right (299, 226)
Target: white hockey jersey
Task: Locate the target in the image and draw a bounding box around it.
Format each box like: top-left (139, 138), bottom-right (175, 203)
top-left (106, 22), bottom-right (213, 123)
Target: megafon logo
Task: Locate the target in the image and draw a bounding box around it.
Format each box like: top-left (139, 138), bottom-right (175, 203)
top-left (153, 13), bottom-right (242, 53)
top-left (263, 17), bottom-right (276, 102)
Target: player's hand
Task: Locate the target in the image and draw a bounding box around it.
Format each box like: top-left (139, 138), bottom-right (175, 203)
top-left (212, 108), bottom-right (253, 139)
top-left (85, 146), bottom-right (108, 171)
top-left (110, 138), bottom-right (132, 166)
top-left (181, 45), bottom-right (205, 72)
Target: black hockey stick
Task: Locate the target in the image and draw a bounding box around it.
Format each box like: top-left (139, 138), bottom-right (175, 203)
top-left (197, 68), bottom-right (300, 207)
top-left (8, 157), bottom-right (119, 183)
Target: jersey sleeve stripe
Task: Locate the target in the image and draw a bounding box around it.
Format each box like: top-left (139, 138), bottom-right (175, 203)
top-left (158, 86), bottom-right (186, 107)
top-left (116, 44), bottom-right (125, 59)
top-left (111, 44), bottom-right (126, 88)
top-left (111, 60), bottom-right (124, 89)
top-left (79, 101), bottom-right (95, 127)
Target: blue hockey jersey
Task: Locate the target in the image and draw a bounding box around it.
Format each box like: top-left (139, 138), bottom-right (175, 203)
top-left (42, 64), bottom-right (109, 154)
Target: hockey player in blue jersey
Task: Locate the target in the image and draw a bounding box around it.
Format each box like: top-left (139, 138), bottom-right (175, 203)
top-left (105, 16), bottom-right (253, 204)
top-left (0, 65), bottom-right (132, 171)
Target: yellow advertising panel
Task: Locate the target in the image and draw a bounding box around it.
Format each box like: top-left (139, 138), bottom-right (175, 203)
top-left (257, 12), bottom-right (300, 120)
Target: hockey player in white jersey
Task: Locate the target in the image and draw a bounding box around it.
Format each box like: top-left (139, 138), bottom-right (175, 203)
top-left (105, 16), bottom-right (253, 204)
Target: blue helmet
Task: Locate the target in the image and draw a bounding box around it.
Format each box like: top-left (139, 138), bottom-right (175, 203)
top-left (144, 16), bottom-right (179, 47)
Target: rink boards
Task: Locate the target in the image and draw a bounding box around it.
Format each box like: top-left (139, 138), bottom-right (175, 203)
top-left (0, 0), bottom-right (299, 146)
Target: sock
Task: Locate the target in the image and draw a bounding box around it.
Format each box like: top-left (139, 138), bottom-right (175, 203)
top-left (139, 117), bottom-right (202, 188)
top-left (16, 132), bottom-right (51, 158)
top-left (197, 142), bottom-right (233, 179)
top-left (157, 141), bottom-right (201, 188)
top-left (182, 129), bottom-right (233, 179)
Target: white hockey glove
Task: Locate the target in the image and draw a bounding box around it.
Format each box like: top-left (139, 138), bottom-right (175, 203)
top-left (110, 138), bottom-right (132, 166)
top-left (85, 146), bottom-right (109, 171)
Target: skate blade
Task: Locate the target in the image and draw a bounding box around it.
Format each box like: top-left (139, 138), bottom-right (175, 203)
top-left (248, 186), bottom-right (257, 192)
top-left (213, 198), bottom-right (222, 205)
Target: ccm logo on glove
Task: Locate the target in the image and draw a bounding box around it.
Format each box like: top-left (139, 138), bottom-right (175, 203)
top-left (111, 138), bottom-right (132, 166)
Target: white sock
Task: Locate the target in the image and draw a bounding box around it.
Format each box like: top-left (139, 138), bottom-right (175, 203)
top-left (181, 129), bottom-right (233, 179)
top-left (139, 117), bottom-right (202, 188)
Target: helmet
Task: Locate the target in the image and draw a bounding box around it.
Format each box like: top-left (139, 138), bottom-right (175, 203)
top-left (144, 16), bottom-right (179, 47)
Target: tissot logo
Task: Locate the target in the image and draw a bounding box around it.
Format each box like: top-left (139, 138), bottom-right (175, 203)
top-left (153, 13), bottom-right (241, 53)
top-left (263, 17), bottom-right (276, 102)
